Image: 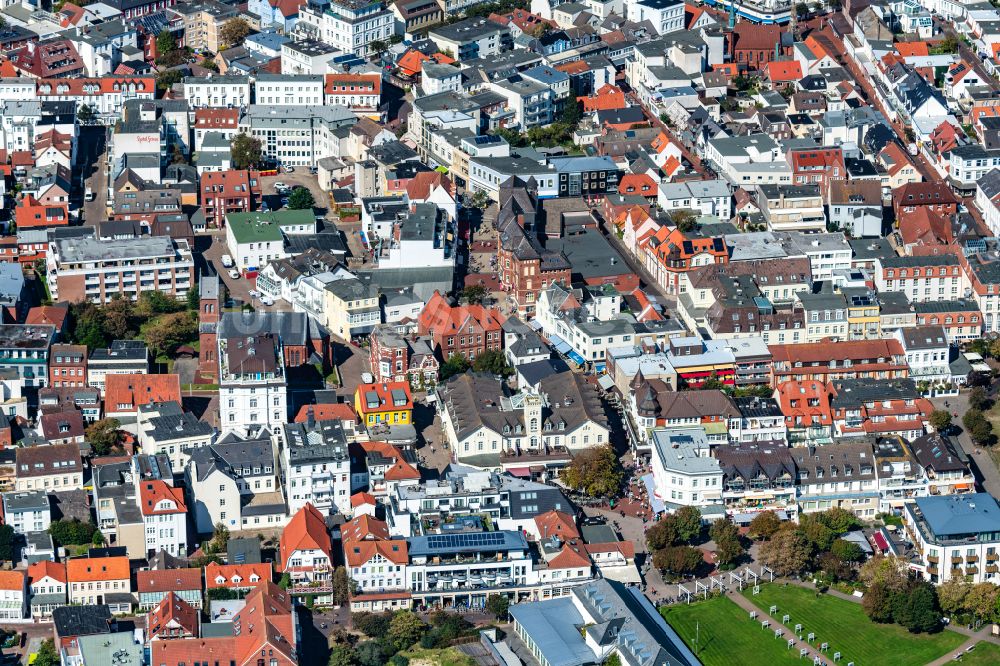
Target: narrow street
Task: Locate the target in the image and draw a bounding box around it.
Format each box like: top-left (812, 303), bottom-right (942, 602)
top-left (933, 16), bottom-right (1000, 92)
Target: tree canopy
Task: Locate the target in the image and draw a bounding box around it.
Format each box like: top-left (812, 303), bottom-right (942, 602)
top-left (231, 133), bottom-right (263, 170)
top-left (559, 444), bottom-right (624, 498)
top-left (220, 18), bottom-right (251, 49)
top-left (287, 187), bottom-right (315, 210)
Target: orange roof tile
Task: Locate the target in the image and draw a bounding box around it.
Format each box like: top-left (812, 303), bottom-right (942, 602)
top-left (342, 514), bottom-right (389, 542)
top-left (617, 173), bottom-right (658, 196)
top-left (28, 560), bottom-right (66, 585)
top-left (147, 592), bottom-right (200, 640)
top-left (137, 568), bottom-right (201, 592)
top-left (324, 72), bottom-right (381, 96)
top-left (104, 374), bottom-right (181, 414)
top-left (0, 570), bottom-right (25, 591)
top-left (534, 510), bottom-right (580, 540)
top-left (766, 60), bottom-right (803, 82)
top-left (354, 381), bottom-right (413, 415)
top-left (547, 544), bottom-right (591, 569)
top-left (895, 42), bottom-right (930, 57)
top-left (360, 440), bottom-right (419, 481)
top-left (205, 562), bottom-right (272, 589)
top-left (278, 504), bottom-right (332, 571)
top-left (350, 492), bottom-right (377, 507)
top-left (138, 480), bottom-right (186, 516)
top-left (293, 402), bottom-right (357, 423)
top-left (405, 171), bottom-right (454, 201)
top-left (343, 536), bottom-right (408, 567)
top-left (67, 556), bottom-right (129, 583)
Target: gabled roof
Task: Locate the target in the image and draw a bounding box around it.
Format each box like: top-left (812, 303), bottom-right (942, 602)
top-left (278, 504), bottom-right (331, 571)
top-left (204, 562), bottom-right (272, 589)
top-left (0, 570), bottom-right (25, 591)
top-left (147, 592), bottom-right (200, 640)
top-left (137, 568), bottom-right (201, 593)
top-left (138, 480), bottom-right (187, 516)
top-left (534, 510), bottom-right (580, 540)
top-left (67, 556), bottom-right (130, 583)
top-left (104, 373), bottom-right (181, 413)
top-left (765, 60), bottom-right (803, 82)
top-left (28, 560), bottom-right (67, 585)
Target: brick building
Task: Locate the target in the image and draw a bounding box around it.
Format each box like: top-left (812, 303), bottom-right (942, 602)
top-left (199, 170), bottom-right (261, 229)
top-left (48, 344), bottom-right (87, 388)
top-left (417, 292), bottom-right (505, 363)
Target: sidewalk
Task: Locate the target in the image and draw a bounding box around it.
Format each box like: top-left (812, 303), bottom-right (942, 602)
top-left (729, 591), bottom-right (834, 665)
top-left (925, 627), bottom-right (992, 666)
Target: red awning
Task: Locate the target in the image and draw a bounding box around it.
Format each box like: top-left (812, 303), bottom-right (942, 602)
top-left (873, 532), bottom-right (890, 552)
top-left (507, 467), bottom-right (531, 477)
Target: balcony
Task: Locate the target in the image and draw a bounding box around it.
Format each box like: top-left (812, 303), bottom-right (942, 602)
top-left (987, 564), bottom-right (998, 574)
top-left (966, 567), bottom-right (979, 576)
top-left (927, 555), bottom-right (939, 564)
top-left (967, 555), bottom-right (979, 563)
top-left (987, 553), bottom-right (998, 562)
top-left (927, 565), bottom-right (938, 575)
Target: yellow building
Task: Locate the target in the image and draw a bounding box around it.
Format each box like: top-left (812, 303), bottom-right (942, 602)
top-left (354, 381), bottom-right (413, 427)
top-left (844, 287), bottom-right (881, 340)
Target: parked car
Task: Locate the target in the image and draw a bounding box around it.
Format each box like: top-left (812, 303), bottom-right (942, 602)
top-left (221, 254), bottom-right (234, 268)
top-left (260, 296), bottom-right (274, 306)
top-left (280, 197), bottom-right (289, 207)
top-left (282, 165), bottom-right (295, 173)
top-left (273, 182), bottom-right (287, 191)
top-left (228, 270), bottom-right (240, 280)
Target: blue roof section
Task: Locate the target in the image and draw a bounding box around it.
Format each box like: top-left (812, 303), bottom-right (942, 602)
top-left (916, 493), bottom-right (1000, 537)
top-left (510, 597), bottom-right (596, 666)
top-left (407, 530), bottom-right (528, 557)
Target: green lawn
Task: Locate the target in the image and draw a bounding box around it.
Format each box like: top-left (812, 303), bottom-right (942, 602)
top-left (953, 641), bottom-right (1000, 665)
top-left (399, 646), bottom-right (476, 666)
top-left (661, 596), bottom-right (801, 666)
top-left (743, 584), bottom-right (965, 666)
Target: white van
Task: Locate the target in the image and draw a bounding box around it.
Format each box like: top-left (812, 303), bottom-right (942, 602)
top-left (84, 187), bottom-right (94, 201)
top-left (221, 254), bottom-right (234, 268)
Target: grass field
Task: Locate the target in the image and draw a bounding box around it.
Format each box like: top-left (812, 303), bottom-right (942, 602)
top-left (952, 641), bottom-right (1000, 665)
top-left (744, 584), bottom-right (965, 666)
top-left (661, 596), bottom-right (802, 666)
top-left (399, 646), bottom-right (476, 666)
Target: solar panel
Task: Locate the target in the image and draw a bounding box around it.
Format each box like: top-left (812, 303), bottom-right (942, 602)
top-left (426, 531), bottom-right (507, 551)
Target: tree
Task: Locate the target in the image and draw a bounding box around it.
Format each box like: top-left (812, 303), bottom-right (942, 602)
top-left (859, 555), bottom-right (910, 591)
top-left (816, 507), bottom-right (860, 535)
top-left (355, 640), bottom-right (390, 666)
top-left (937, 34), bottom-right (960, 55)
top-left (210, 522), bottom-right (230, 554)
top-left (795, 1), bottom-right (809, 18)
top-left (830, 538), bottom-right (864, 563)
top-left (77, 104), bottom-right (95, 124)
top-left (646, 517), bottom-right (678, 551)
top-left (287, 187), bottom-right (316, 210)
top-left (816, 551), bottom-right (853, 582)
top-left (187, 284), bottom-right (201, 311)
top-left (156, 30), bottom-right (177, 56)
top-left (231, 133), bottom-right (263, 170)
top-left (92, 530), bottom-right (105, 546)
top-left (899, 583), bottom-right (942, 633)
top-left (71, 302), bottom-right (108, 349)
top-left (929, 409), bottom-right (952, 433)
top-left (220, 18), bottom-right (251, 49)
top-left (156, 69), bottom-right (182, 92)
top-left (353, 611), bottom-right (392, 636)
top-left (331, 566), bottom-right (350, 606)
top-left (140, 290), bottom-right (186, 316)
top-left (965, 582), bottom-right (999, 622)
top-left (935, 577), bottom-right (970, 616)
top-left (759, 526), bottom-right (811, 575)
top-left (388, 610), bottom-right (427, 650)
top-left (33, 639), bottom-right (60, 666)
top-left (674, 506), bottom-right (703, 544)
top-left (327, 645), bottom-right (357, 666)
top-left (748, 511), bottom-right (781, 540)
top-left (48, 518), bottom-right (98, 546)
top-left (485, 594), bottom-right (509, 620)
top-left (559, 444), bottom-right (624, 498)
top-left (461, 284), bottom-right (488, 305)
top-left (671, 209), bottom-right (698, 233)
top-left (963, 409), bottom-right (985, 433)
top-left (0, 524), bottom-right (14, 561)
top-left (969, 386), bottom-right (991, 411)
top-left (561, 97), bottom-right (581, 126)
top-left (710, 519), bottom-right (744, 567)
top-left (439, 353), bottom-right (471, 380)
top-left (201, 58), bottom-right (219, 73)
top-left (369, 39), bottom-right (388, 59)
top-left (799, 514), bottom-right (836, 552)
top-left (969, 417), bottom-right (995, 446)
top-left (652, 545), bottom-right (704, 578)
top-left (103, 297), bottom-right (138, 340)
top-left (863, 582), bottom-right (896, 623)
top-left (85, 417), bottom-right (122, 456)
top-left (473, 349), bottom-right (512, 376)
top-left (144, 312), bottom-right (197, 358)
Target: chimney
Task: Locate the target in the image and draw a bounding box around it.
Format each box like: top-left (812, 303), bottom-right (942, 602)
top-left (306, 405), bottom-right (315, 428)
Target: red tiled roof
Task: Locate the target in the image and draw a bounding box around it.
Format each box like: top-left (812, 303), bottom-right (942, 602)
top-left (354, 381), bottom-right (413, 415)
top-left (359, 440), bottom-right (419, 481)
top-left (194, 108), bottom-right (239, 129)
top-left (405, 171), bottom-right (453, 201)
top-left (766, 60), bottom-right (803, 82)
top-left (35, 77), bottom-right (153, 97)
top-left (147, 592), bottom-right (200, 640)
top-left (534, 510), bottom-right (580, 540)
top-left (205, 562), bottom-right (272, 589)
top-left (104, 374), bottom-right (181, 414)
top-left (138, 480), bottom-right (186, 516)
top-left (350, 492), bottom-right (377, 507)
top-left (324, 73), bottom-right (381, 96)
top-left (137, 568), bottom-right (201, 593)
top-left (26, 305), bottom-right (68, 329)
top-left (67, 556), bottom-right (129, 583)
top-left (292, 402), bottom-right (356, 423)
top-left (278, 504), bottom-right (332, 572)
top-left (0, 570), bottom-right (25, 591)
top-left (418, 291), bottom-right (504, 338)
top-left (895, 42), bottom-right (929, 57)
top-left (28, 561), bottom-right (66, 585)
